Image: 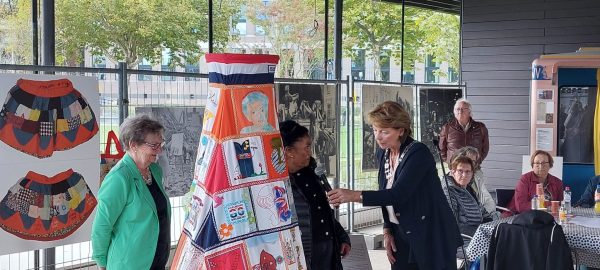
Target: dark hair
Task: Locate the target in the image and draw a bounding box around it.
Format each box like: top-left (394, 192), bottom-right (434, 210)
top-left (279, 120), bottom-right (309, 148)
top-left (119, 114), bottom-right (164, 151)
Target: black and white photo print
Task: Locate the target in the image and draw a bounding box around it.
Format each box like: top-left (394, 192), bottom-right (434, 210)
top-left (276, 83), bottom-right (337, 176)
top-left (558, 86), bottom-right (596, 163)
top-left (136, 107), bottom-right (204, 197)
top-left (418, 88), bottom-right (462, 162)
top-left (361, 85), bottom-right (414, 171)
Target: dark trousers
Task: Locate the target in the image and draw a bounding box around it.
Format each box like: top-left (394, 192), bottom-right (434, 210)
top-left (391, 224), bottom-right (419, 270)
top-left (311, 240), bottom-right (336, 270)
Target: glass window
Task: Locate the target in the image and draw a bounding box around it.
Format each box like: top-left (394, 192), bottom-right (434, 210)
top-left (161, 50), bottom-right (175, 81)
top-left (448, 67), bottom-right (459, 83)
top-left (235, 6), bottom-right (248, 36)
top-left (137, 58), bottom-right (152, 81)
top-left (92, 55), bottom-right (107, 80)
top-left (351, 49), bottom-right (365, 80)
top-left (380, 50), bottom-right (390, 82)
top-left (425, 55), bottom-right (440, 83)
top-left (185, 63), bottom-right (200, 81)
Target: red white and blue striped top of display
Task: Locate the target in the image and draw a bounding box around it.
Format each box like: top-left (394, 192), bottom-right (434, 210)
top-left (205, 54), bottom-right (280, 85)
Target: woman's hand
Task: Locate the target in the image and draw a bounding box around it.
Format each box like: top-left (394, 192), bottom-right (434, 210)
top-left (327, 189), bottom-right (362, 207)
top-left (339, 242), bottom-right (351, 258)
top-left (383, 232), bottom-right (397, 264)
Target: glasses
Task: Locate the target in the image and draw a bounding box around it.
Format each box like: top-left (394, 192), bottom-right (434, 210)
top-left (144, 140), bottom-right (165, 150)
top-left (533, 161), bottom-right (550, 166)
top-left (454, 108), bottom-right (470, 112)
top-left (454, 169), bottom-right (473, 176)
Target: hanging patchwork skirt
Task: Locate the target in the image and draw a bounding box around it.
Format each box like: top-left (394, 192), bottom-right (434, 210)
top-left (0, 78), bottom-right (99, 158)
top-left (0, 169), bottom-right (97, 241)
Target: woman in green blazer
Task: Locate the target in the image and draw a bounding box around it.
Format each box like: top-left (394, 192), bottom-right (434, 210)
top-left (92, 114), bottom-right (171, 270)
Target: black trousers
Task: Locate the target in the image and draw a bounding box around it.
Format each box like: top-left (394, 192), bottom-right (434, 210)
top-left (390, 223), bottom-right (419, 270)
top-left (311, 240), bottom-right (336, 270)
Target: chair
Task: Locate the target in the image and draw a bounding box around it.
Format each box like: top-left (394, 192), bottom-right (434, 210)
top-left (494, 188), bottom-right (514, 214)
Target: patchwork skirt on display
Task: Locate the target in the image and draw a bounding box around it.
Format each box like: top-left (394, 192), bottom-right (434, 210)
top-left (0, 78), bottom-right (99, 158)
top-left (0, 169), bottom-right (97, 241)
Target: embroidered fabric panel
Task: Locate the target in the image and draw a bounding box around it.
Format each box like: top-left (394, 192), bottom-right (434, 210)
top-left (0, 169), bottom-right (97, 241)
top-left (0, 79), bottom-right (99, 158)
top-left (171, 54), bottom-right (306, 270)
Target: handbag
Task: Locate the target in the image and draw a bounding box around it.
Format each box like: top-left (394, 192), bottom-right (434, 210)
top-left (100, 130), bottom-right (125, 186)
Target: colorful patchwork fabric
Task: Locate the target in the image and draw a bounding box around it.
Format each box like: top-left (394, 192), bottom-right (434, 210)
top-left (170, 54), bottom-right (306, 270)
top-left (0, 79), bottom-right (99, 158)
top-left (0, 169), bottom-right (97, 241)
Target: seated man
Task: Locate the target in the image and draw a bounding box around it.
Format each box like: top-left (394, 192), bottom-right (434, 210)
top-left (443, 156), bottom-right (496, 237)
top-left (575, 175), bottom-right (600, 208)
top-left (450, 146), bottom-right (500, 219)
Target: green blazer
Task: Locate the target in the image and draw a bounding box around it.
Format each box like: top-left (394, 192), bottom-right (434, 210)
top-left (92, 153), bottom-right (171, 269)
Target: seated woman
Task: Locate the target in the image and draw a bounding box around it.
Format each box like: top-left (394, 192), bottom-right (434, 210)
top-left (443, 156), bottom-right (493, 237)
top-left (575, 175), bottom-right (600, 208)
top-left (509, 150), bottom-right (564, 214)
top-left (450, 146), bottom-right (499, 219)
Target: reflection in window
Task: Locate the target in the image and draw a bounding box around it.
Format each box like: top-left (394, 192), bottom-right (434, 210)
top-left (425, 55), bottom-right (440, 83)
top-left (137, 59), bottom-right (152, 81)
top-left (448, 67), bottom-right (459, 83)
top-left (185, 63), bottom-right (200, 81)
top-left (161, 50), bottom-right (175, 81)
top-left (92, 55), bottom-right (107, 80)
top-left (380, 50), bottom-right (390, 82)
top-left (235, 6), bottom-right (247, 35)
top-left (351, 49), bottom-right (365, 80)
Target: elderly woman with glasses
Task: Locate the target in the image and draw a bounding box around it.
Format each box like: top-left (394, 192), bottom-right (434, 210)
top-left (92, 114), bottom-right (170, 270)
top-left (449, 146), bottom-right (499, 219)
top-left (438, 98), bottom-right (489, 164)
top-left (444, 156), bottom-right (496, 237)
top-left (509, 150), bottom-right (564, 214)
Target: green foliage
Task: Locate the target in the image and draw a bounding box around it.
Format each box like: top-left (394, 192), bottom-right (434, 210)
top-left (0, 0), bottom-right (32, 64)
top-left (342, 1), bottom-right (459, 80)
top-left (56, 0), bottom-right (241, 68)
top-left (1, 0), bottom-right (241, 67)
top-left (343, 1), bottom-right (405, 80)
top-left (247, 0), bottom-right (327, 79)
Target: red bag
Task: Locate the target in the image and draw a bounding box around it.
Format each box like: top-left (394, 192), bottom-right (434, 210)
top-left (100, 131), bottom-right (125, 186)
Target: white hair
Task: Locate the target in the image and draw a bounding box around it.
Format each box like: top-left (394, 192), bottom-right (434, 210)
top-left (454, 98), bottom-right (472, 110)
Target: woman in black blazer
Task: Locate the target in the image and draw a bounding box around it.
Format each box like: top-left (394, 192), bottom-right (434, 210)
top-left (328, 101), bottom-right (462, 270)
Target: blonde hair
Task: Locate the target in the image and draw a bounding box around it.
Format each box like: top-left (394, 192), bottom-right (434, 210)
top-left (367, 101), bottom-right (412, 136)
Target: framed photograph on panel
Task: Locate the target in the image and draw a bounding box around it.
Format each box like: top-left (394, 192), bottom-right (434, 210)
top-left (361, 85), bottom-right (414, 171)
top-left (276, 83), bottom-right (337, 176)
top-left (136, 107), bottom-right (204, 197)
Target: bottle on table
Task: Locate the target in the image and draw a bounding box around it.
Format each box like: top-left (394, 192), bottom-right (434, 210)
top-left (558, 202), bottom-right (567, 225)
top-left (531, 195), bottom-right (539, 210)
top-left (594, 184), bottom-right (600, 216)
top-left (563, 186), bottom-right (572, 214)
top-left (536, 183), bottom-right (545, 209)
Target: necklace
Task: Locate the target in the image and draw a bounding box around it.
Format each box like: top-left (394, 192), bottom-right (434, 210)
top-left (141, 168), bottom-right (152, 185)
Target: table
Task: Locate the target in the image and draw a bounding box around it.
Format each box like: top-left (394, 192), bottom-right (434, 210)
top-left (466, 208), bottom-right (600, 268)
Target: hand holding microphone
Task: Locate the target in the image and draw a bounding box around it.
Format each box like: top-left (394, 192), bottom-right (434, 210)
top-left (315, 166), bottom-right (332, 192)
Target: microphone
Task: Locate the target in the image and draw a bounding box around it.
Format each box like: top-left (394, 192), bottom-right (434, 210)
top-left (314, 166), bottom-right (332, 192)
top-left (432, 138), bottom-right (440, 151)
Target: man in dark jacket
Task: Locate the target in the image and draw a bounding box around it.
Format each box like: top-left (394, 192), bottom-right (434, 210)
top-left (439, 98), bottom-right (489, 164)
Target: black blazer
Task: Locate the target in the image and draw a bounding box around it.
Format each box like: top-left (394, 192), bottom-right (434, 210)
top-left (362, 136), bottom-right (462, 270)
